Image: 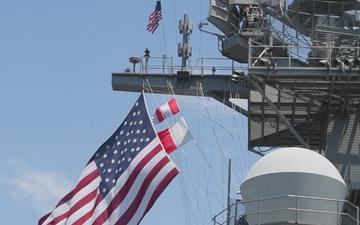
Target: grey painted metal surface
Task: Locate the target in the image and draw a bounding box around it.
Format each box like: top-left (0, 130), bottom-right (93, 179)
top-left (112, 72), bottom-right (249, 116)
top-left (115, 0), bottom-right (360, 215)
top-left (326, 108), bottom-right (360, 191)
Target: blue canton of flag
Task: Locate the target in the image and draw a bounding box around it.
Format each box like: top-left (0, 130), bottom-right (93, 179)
top-left (39, 93), bottom-right (179, 225)
top-left (94, 94), bottom-right (157, 196)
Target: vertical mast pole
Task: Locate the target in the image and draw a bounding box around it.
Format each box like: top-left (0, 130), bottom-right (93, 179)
top-left (181, 14), bottom-right (189, 70)
top-left (227, 158), bottom-right (232, 225)
top-left (178, 14), bottom-right (192, 71)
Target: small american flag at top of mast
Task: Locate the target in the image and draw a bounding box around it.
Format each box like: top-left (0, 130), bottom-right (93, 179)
top-left (147, 1), bottom-right (162, 33)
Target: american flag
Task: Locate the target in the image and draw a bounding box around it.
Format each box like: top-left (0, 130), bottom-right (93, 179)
top-left (147, 1), bottom-right (162, 33)
top-left (39, 93), bottom-right (179, 225)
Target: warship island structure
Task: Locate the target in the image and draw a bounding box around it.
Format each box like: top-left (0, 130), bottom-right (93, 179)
top-left (112, 1), bottom-right (360, 225)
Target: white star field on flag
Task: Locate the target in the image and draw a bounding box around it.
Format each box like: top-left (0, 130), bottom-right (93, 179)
top-left (93, 98), bottom-right (156, 196)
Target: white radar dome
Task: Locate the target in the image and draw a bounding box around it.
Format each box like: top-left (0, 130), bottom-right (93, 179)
top-left (240, 147), bottom-right (347, 225)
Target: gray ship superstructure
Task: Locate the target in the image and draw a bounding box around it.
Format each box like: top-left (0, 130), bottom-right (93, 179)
top-left (112, 1), bottom-right (360, 225)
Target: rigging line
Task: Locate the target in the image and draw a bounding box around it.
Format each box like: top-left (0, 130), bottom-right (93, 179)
top-left (166, 83), bottom-right (228, 220)
top-left (167, 77), bottom-right (226, 193)
top-left (179, 153), bottom-right (213, 224)
top-left (233, 92), bottom-right (252, 171)
top-left (210, 84), bottom-right (246, 179)
top-left (195, 88), bottom-right (214, 224)
top-left (166, 80), bottom-right (175, 97)
top-left (228, 90), bottom-right (252, 175)
top-left (194, 100), bottom-right (212, 225)
top-left (195, 82), bottom-right (232, 200)
top-left (167, 83), bottom-right (217, 225)
top-left (179, 148), bottom-right (225, 208)
top-left (158, 31), bottom-right (164, 60)
top-left (194, 143), bottom-right (204, 225)
top-left (233, 119), bottom-right (251, 171)
top-left (224, 84), bottom-right (247, 178)
top-left (164, 84), bottom-right (205, 224)
top-left (229, 133), bottom-right (249, 182)
top-left (230, 99), bottom-right (253, 171)
top-left (177, 174), bottom-right (196, 225)
top-left (176, 150), bottom-right (217, 225)
top-left (144, 80), bottom-right (195, 224)
top-left (173, 0), bottom-right (179, 47)
top-left (160, 1), bottom-right (168, 55)
top-left (197, 82), bottom-right (242, 188)
top-left (193, 86), bottom-right (240, 207)
top-left (146, 82), bottom-right (214, 225)
top-left (146, 79), bottom-right (210, 178)
top-left (198, 0), bottom-right (203, 59)
top-left (172, 139), bottom-right (206, 223)
top-left (208, 85), bottom-right (248, 185)
top-left (193, 143), bottom-right (229, 191)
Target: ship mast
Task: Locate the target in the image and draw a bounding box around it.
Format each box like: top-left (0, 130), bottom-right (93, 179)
top-left (112, 0), bottom-right (360, 213)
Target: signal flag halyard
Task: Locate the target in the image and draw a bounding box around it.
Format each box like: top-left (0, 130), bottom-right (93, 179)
top-left (39, 93), bottom-right (179, 225)
top-left (147, 1), bottom-right (162, 33)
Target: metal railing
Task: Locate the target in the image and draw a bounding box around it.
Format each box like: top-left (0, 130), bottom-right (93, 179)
top-left (125, 56), bottom-right (247, 76)
top-left (248, 38), bottom-right (360, 70)
top-left (212, 194), bottom-right (360, 225)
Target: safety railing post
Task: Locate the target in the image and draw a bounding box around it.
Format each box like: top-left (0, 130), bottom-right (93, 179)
top-left (248, 38), bottom-right (252, 68)
top-left (162, 55), bottom-right (166, 74)
top-left (288, 53), bottom-right (291, 68)
top-left (234, 201), bottom-right (238, 225)
top-left (201, 58), bottom-right (204, 76)
top-left (329, 45), bottom-right (332, 68)
top-left (357, 205), bottom-right (359, 225)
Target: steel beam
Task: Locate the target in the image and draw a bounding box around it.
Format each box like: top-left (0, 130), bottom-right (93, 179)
top-left (249, 78), bottom-right (311, 149)
top-left (249, 67), bottom-right (360, 77)
top-left (112, 72), bottom-right (249, 116)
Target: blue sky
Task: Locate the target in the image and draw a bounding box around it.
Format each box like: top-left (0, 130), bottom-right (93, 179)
top-left (0, 1), bottom-right (258, 224)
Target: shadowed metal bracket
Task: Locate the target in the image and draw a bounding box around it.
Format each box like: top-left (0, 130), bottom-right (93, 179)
top-left (249, 77), bottom-right (311, 149)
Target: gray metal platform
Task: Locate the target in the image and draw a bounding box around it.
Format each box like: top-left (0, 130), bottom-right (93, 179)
top-left (112, 72), bottom-right (249, 116)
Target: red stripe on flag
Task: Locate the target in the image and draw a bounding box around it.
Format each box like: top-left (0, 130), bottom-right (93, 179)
top-left (47, 188), bottom-right (98, 225)
top-left (72, 209), bottom-right (94, 225)
top-left (157, 128), bottom-right (177, 154)
top-left (114, 157), bottom-right (171, 225)
top-left (145, 168), bottom-right (179, 214)
top-left (71, 194), bottom-right (103, 225)
top-left (168, 98), bottom-right (180, 114)
top-left (57, 169), bottom-right (99, 206)
top-left (38, 213), bottom-right (51, 225)
top-left (39, 169), bottom-right (100, 225)
top-left (92, 144), bottom-right (163, 225)
top-left (72, 193), bottom-right (102, 225)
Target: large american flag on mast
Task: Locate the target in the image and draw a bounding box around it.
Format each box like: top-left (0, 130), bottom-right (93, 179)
top-left (39, 93), bottom-right (179, 225)
top-left (147, 1), bottom-right (162, 33)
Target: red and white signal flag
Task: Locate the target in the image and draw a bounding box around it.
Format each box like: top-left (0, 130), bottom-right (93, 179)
top-left (153, 98), bottom-right (180, 124)
top-left (157, 117), bottom-right (193, 154)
